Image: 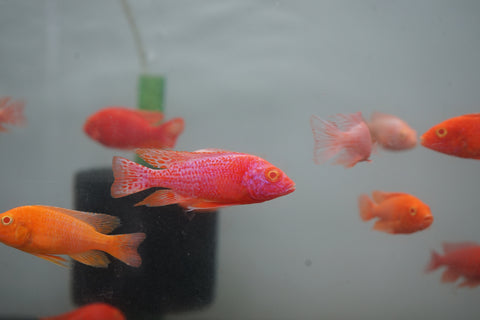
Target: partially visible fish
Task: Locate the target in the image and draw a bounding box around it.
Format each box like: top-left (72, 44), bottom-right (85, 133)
top-left (426, 242), bottom-right (480, 288)
top-left (0, 96), bottom-right (26, 131)
top-left (367, 112), bottom-right (417, 151)
top-left (0, 205), bottom-right (146, 268)
top-left (41, 303), bottom-right (125, 320)
top-left (111, 148), bottom-right (295, 211)
top-left (358, 190), bottom-right (433, 234)
top-left (83, 106), bottom-right (184, 149)
top-left (421, 113), bottom-right (480, 159)
top-left (310, 112), bottom-right (372, 168)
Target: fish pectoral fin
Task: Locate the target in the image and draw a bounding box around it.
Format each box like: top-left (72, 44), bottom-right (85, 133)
top-left (69, 250), bottom-right (110, 268)
top-left (441, 268), bottom-right (461, 283)
top-left (135, 189), bottom-right (187, 207)
top-left (372, 220), bottom-right (396, 234)
top-left (32, 253), bottom-right (69, 267)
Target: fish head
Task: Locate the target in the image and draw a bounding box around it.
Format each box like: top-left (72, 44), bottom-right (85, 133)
top-left (401, 200), bottom-right (433, 232)
top-left (243, 160), bottom-right (295, 201)
top-left (395, 127), bottom-right (417, 150)
top-left (83, 116), bottom-right (102, 141)
top-left (0, 212), bottom-right (30, 248)
top-left (420, 121), bottom-right (463, 156)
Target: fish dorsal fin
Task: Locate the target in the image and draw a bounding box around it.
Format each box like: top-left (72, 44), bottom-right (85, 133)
top-left (461, 113), bottom-right (480, 118)
top-left (371, 191), bottom-right (407, 203)
top-left (37, 206), bottom-right (120, 234)
top-left (135, 148), bottom-right (242, 169)
top-left (442, 242), bottom-right (479, 253)
top-left (136, 110), bottom-right (164, 125)
top-left (70, 250), bottom-right (110, 268)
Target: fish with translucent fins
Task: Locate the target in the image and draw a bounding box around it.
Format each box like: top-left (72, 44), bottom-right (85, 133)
top-left (421, 114), bottom-right (480, 159)
top-left (425, 242), bottom-right (480, 288)
top-left (358, 191), bottom-right (433, 234)
top-left (367, 112), bottom-right (417, 151)
top-left (41, 303), bottom-right (125, 320)
top-left (83, 106), bottom-right (184, 149)
top-left (0, 205), bottom-right (146, 268)
top-left (111, 148), bottom-right (296, 211)
top-left (310, 112), bottom-right (372, 168)
top-left (0, 96), bottom-right (26, 132)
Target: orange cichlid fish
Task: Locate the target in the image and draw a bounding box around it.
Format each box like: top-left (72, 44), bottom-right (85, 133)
top-left (358, 191), bottom-right (433, 234)
top-left (0, 205), bottom-right (146, 268)
top-left (111, 148), bottom-right (296, 211)
top-left (421, 114), bottom-right (480, 159)
top-left (310, 112), bottom-right (373, 168)
top-left (425, 242), bottom-right (480, 288)
top-left (367, 112), bottom-right (417, 151)
top-left (83, 106), bottom-right (184, 149)
top-left (41, 303), bottom-right (125, 320)
top-left (0, 96), bottom-right (26, 131)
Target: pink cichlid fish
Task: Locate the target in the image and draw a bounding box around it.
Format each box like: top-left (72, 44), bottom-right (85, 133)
top-left (111, 149), bottom-right (296, 211)
top-left (310, 112), bottom-right (373, 168)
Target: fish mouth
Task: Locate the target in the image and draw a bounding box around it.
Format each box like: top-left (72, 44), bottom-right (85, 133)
top-left (423, 216), bottom-right (434, 228)
top-left (285, 183), bottom-right (296, 195)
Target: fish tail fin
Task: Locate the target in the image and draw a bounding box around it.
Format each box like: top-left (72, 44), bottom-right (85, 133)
top-left (108, 232), bottom-right (146, 267)
top-left (425, 250), bottom-right (442, 273)
top-left (310, 115), bottom-right (344, 164)
top-left (358, 194), bottom-right (375, 221)
top-left (155, 117), bottom-right (185, 148)
top-left (1, 98), bottom-right (26, 126)
top-left (111, 156), bottom-right (154, 198)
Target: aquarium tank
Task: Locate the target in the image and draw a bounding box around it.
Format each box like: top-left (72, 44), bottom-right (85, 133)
top-left (1, 1), bottom-right (480, 319)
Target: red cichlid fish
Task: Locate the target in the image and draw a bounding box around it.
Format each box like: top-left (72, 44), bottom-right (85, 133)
top-left (310, 112), bottom-right (372, 168)
top-left (111, 148), bottom-right (296, 211)
top-left (0, 96), bottom-right (26, 131)
top-left (367, 112), bottom-right (417, 151)
top-left (358, 191), bottom-right (433, 234)
top-left (0, 205), bottom-right (146, 268)
top-left (84, 106), bottom-right (184, 149)
top-left (425, 242), bottom-right (480, 288)
top-left (41, 303), bottom-right (125, 320)
top-left (421, 114), bottom-right (480, 159)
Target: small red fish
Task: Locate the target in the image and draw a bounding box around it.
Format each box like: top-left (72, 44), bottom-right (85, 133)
top-left (358, 191), bottom-right (433, 234)
top-left (367, 112), bottom-right (417, 151)
top-left (426, 242), bottom-right (480, 288)
top-left (84, 106), bottom-right (184, 149)
top-left (0, 96), bottom-right (26, 131)
top-left (111, 148), bottom-right (295, 211)
top-left (421, 114), bottom-right (480, 159)
top-left (41, 303), bottom-right (125, 320)
top-left (0, 205), bottom-right (146, 268)
top-left (310, 112), bottom-right (372, 168)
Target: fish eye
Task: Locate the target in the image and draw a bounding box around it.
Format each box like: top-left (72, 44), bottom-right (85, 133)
top-left (265, 168), bottom-right (281, 182)
top-left (409, 208), bottom-right (417, 216)
top-left (435, 128), bottom-right (447, 138)
top-left (1, 215), bottom-right (13, 226)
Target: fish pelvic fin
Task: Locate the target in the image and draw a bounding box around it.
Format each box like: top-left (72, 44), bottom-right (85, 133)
top-left (108, 232), bottom-right (146, 267)
top-left (111, 157), bottom-right (154, 198)
top-left (358, 194), bottom-right (375, 221)
top-left (32, 253), bottom-right (69, 268)
top-left (425, 250), bottom-right (442, 273)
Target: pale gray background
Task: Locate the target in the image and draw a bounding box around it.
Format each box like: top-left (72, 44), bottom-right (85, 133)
top-left (1, 0), bottom-right (480, 319)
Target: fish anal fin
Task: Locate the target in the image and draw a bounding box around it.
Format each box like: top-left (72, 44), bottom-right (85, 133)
top-left (182, 200), bottom-right (233, 212)
top-left (442, 242), bottom-right (479, 254)
top-left (70, 250), bottom-right (110, 268)
top-left (32, 253), bottom-right (69, 267)
top-left (371, 191), bottom-right (406, 203)
top-left (135, 189), bottom-right (187, 207)
top-left (35, 206), bottom-right (120, 234)
top-left (441, 268), bottom-right (461, 283)
top-left (372, 220), bottom-right (396, 234)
